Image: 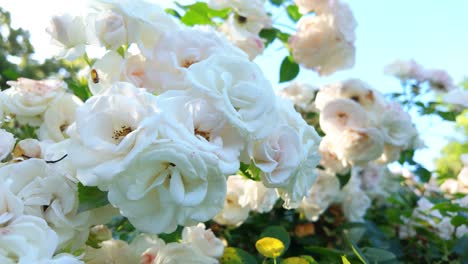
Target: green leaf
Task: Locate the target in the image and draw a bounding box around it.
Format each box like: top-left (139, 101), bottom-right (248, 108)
top-left (179, 2), bottom-right (231, 26)
top-left (221, 247), bottom-right (257, 264)
top-left (414, 165), bottom-right (431, 183)
top-left (276, 31), bottom-right (291, 43)
top-left (453, 235), bottom-right (468, 261)
top-left (286, 5), bottom-right (302, 22)
top-left (165, 8), bottom-right (181, 18)
top-left (77, 183), bottom-right (109, 213)
top-left (451, 214), bottom-right (468, 227)
top-left (259, 28), bottom-right (278, 47)
top-left (336, 170), bottom-right (351, 189)
top-left (68, 78), bottom-right (92, 101)
top-left (437, 110), bottom-right (457, 121)
top-left (280, 56), bottom-right (299, 83)
top-left (345, 236), bottom-right (369, 264)
top-left (361, 247), bottom-right (397, 263)
top-left (270, 0), bottom-right (285, 6)
top-left (260, 226), bottom-right (291, 252)
top-left (238, 162), bottom-right (261, 181)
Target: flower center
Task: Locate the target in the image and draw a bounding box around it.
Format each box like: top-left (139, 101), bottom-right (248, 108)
top-left (112, 125), bottom-right (133, 142)
top-left (195, 127), bottom-right (210, 141)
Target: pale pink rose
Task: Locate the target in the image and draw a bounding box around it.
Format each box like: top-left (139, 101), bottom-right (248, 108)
top-left (425, 68), bottom-right (455, 92)
top-left (384, 59), bottom-right (426, 82)
top-left (290, 15), bottom-right (355, 76)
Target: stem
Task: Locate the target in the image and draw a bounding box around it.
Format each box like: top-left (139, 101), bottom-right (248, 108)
top-left (274, 258), bottom-right (277, 264)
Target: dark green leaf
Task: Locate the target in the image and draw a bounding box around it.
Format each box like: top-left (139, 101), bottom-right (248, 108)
top-left (259, 28), bottom-right (278, 47)
top-left (414, 165), bottom-right (431, 183)
top-left (260, 225), bottom-right (291, 252)
top-left (451, 214), bottom-right (468, 227)
top-left (269, 0), bottom-right (285, 6)
top-left (78, 183), bottom-right (109, 213)
top-left (336, 170), bottom-right (351, 189)
top-left (361, 247), bottom-right (397, 263)
top-left (286, 5), bottom-right (302, 22)
top-left (280, 56), bottom-right (299, 83)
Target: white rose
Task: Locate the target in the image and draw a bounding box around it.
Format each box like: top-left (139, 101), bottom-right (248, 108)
top-left (327, 127), bottom-right (385, 166)
top-left (142, 242), bottom-right (218, 264)
top-left (318, 137), bottom-right (350, 174)
top-left (319, 98), bottom-right (369, 135)
top-left (316, 79), bottom-right (387, 122)
top-left (46, 14), bottom-right (87, 60)
top-left (67, 82), bottom-right (159, 189)
top-left (39, 93), bottom-right (83, 142)
top-left (188, 54), bottom-right (278, 140)
top-left (376, 144), bottom-right (402, 164)
top-left (274, 99), bottom-right (321, 209)
top-left (0, 215), bottom-right (59, 263)
top-left (107, 139), bottom-right (226, 234)
top-left (90, 10), bottom-right (127, 49)
top-left (294, 0), bottom-right (329, 14)
top-left (214, 175), bottom-right (250, 226)
top-left (210, 0), bottom-right (271, 34)
top-left (219, 23), bottom-right (264, 60)
top-left (38, 254), bottom-right (84, 264)
top-left (154, 90), bottom-right (244, 175)
top-left (84, 239), bottom-right (136, 264)
top-left (339, 176), bottom-right (371, 222)
top-left (0, 159), bottom-right (91, 250)
top-left (379, 102), bottom-right (417, 147)
top-left (443, 88), bottom-right (468, 108)
top-left (182, 223), bottom-right (224, 258)
top-left (384, 59), bottom-right (426, 82)
top-left (0, 183), bottom-right (24, 221)
top-left (238, 179), bottom-right (278, 213)
top-left (278, 82), bottom-right (318, 112)
top-left (2, 78), bottom-right (66, 125)
top-left (144, 26), bottom-right (246, 93)
top-left (92, 0), bottom-right (179, 57)
top-left (425, 68), bottom-right (455, 92)
top-left (88, 51), bottom-right (147, 95)
top-left (300, 170), bottom-right (340, 221)
top-left (290, 9), bottom-right (356, 76)
top-left (249, 124), bottom-right (302, 188)
top-left (0, 129), bottom-right (15, 161)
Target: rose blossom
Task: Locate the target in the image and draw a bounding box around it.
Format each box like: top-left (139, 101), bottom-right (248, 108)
top-left (0, 129), bottom-right (15, 162)
top-left (181, 223), bottom-right (224, 258)
top-left (213, 175), bottom-right (251, 227)
top-left (188, 54), bottom-right (278, 140)
top-left (38, 93), bottom-right (83, 142)
top-left (46, 14), bottom-right (87, 59)
top-left (2, 78), bottom-right (66, 125)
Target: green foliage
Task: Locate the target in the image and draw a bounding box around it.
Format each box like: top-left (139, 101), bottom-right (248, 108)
top-left (280, 56), bottom-right (300, 83)
top-left (77, 183), bottom-right (110, 213)
top-left (221, 247), bottom-right (257, 264)
top-left (177, 2), bottom-right (231, 26)
top-left (286, 5), bottom-right (302, 22)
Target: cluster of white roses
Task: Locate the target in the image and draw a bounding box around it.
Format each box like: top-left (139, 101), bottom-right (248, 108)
top-left (384, 59), bottom-right (456, 92)
top-left (0, 0), bottom-right (322, 260)
top-left (209, 0), bottom-right (270, 60)
top-left (290, 0), bottom-right (357, 76)
top-left (279, 79), bottom-right (421, 224)
top-left (399, 196), bottom-right (468, 240)
top-left (84, 224), bottom-right (224, 263)
top-left (315, 78), bottom-right (420, 172)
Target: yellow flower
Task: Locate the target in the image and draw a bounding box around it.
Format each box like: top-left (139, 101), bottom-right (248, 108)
top-left (255, 237), bottom-right (285, 258)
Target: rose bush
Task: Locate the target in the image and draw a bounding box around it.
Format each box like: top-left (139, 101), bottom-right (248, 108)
top-left (0, 0), bottom-right (467, 263)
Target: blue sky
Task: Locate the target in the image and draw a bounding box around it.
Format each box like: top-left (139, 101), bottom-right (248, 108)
top-left (1, 0), bottom-right (467, 169)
